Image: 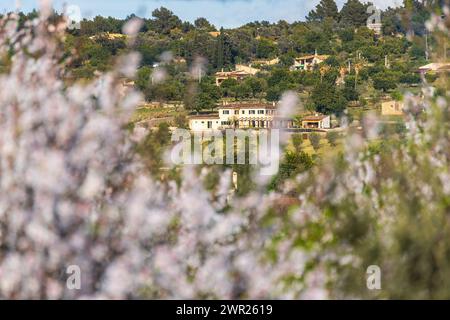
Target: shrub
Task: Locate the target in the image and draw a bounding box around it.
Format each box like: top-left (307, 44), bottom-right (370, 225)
top-left (309, 133), bottom-right (321, 151)
top-left (326, 131), bottom-right (339, 146)
top-left (291, 133), bottom-right (303, 152)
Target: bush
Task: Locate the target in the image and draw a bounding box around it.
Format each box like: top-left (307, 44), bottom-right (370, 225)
top-left (309, 133), bottom-right (321, 151)
top-left (326, 131), bottom-right (339, 147)
top-left (291, 133), bottom-right (303, 152)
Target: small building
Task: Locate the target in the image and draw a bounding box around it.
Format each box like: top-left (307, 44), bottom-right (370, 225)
top-left (252, 58), bottom-right (280, 66)
top-left (215, 70), bottom-right (251, 86)
top-left (189, 115), bottom-right (221, 131)
top-left (173, 57), bottom-right (187, 64)
top-left (215, 63), bottom-right (261, 86)
top-left (89, 32), bottom-right (127, 41)
top-left (235, 64), bottom-right (260, 75)
top-left (208, 31), bottom-right (221, 38)
top-left (189, 103), bottom-right (295, 131)
top-left (367, 22), bottom-right (382, 35)
top-left (418, 62), bottom-right (450, 75)
top-left (301, 115), bottom-right (331, 129)
top-left (381, 100), bottom-right (405, 116)
top-left (291, 51), bottom-right (329, 71)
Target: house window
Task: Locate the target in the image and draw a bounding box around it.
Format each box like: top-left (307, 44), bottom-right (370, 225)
top-left (207, 121), bottom-right (212, 129)
top-left (223, 110), bottom-right (230, 115)
top-left (235, 110), bottom-right (239, 115)
top-left (249, 110), bottom-right (256, 115)
top-left (258, 110), bottom-right (264, 114)
top-left (221, 121), bottom-right (231, 125)
top-left (241, 110), bottom-right (245, 114)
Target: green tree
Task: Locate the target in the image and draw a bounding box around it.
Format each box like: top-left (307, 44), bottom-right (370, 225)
top-left (195, 77), bottom-right (221, 112)
top-left (234, 83), bottom-right (252, 100)
top-left (291, 134), bottom-right (304, 153)
top-left (306, 0), bottom-right (339, 22)
top-left (270, 151), bottom-right (314, 190)
top-left (339, 0), bottom-right (369, 28)
top-left (311, 82), bottom-right (347, 115)
top-left (214, 28), bottom-right (233, 70)
top-left (326, 131), bottom-right (339, 147)
top-left (372, 70), bottom-right (400, 91)
top-left (256, 38), bottom-right (278, 59)
top-left (136, 122), bottom-right (172, 175)
top-left (342, 78), bottom-right (360, 101)
top-left (243, 77), bottom-right (267, 99)
top-left (136, 66), bottom-right (152, 91)
top-left (150, 7), bottom-right (182, 34)
top-left (194, 17), bottom-right (215, 31)
top-left (220, 78), bottom-right (239, 98)
top-left (309, 133), bottom-right (322, 151)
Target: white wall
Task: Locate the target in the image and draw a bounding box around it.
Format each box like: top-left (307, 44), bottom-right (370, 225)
top-left (189, 118), bottom-right (221, 131)
top-left (321, 116), bottom-right (331, 129)
top-left (218, 108), bottom-right (275, 121)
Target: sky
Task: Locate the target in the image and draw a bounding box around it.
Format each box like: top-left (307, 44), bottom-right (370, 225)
top-left (2, 0), bottom-right (403, 28)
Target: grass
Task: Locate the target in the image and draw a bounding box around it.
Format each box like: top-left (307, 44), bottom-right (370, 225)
top-left (131, 105), bottom-right (186, 123)
top-left (287, 135), bottom-right (344, 158)
top-left (378, 114), bottom-right (405, 122)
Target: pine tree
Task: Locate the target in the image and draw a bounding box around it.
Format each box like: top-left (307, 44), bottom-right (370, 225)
top-left (215, 27), bottom-right (225, 70)
top-left (339, 0), bottom-right (369, 28)
top-left (306, 0), bottom-right (339, 22)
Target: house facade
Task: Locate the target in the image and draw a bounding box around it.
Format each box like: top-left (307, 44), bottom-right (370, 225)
top-left (418, 62), bottom-right (450, 75)
top-left (215, 65), bottom-right (260, 86)
top-left (252, 58), bottom-right (280, 66)
top-left (189, 103), bottom-right (295, 131)
top-left (381, 100), bottom-right (405, 116)
top-left (367, 22), bottom-right (382, 35)
top-left (215, 70), bottom-right (251, 86)
top-left (291, 51), bottom-right (329, 71)
top-left (301, 115), bottom-right (331, 129)
top-left (235, 64), bottom-right (260, 75)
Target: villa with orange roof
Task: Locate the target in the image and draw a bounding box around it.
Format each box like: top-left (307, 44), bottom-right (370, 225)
top-left (301, 114), bottom-right (331, 129)
top-left (291, 50), bottom-right (329, 71)
top-left (215, 64), bottom-right (260, 86)
top-left (189, 103), bottom-right (295, 131)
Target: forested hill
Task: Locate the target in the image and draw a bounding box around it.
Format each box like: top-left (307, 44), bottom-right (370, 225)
top-left (4, 0), bottom-right (444, 115)
top-left (11, 1), bottom-right (433, 71)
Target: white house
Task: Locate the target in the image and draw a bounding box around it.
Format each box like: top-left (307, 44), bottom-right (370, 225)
top-left (215, 65), bottom-right (260, 86)
top-left (291, 51), bottom-right (329, 71)
top-left (381, 100), bottom-right (405, 116)
top-left (367, 22), bottom-right (382, 35)
top-left (418, 62), bottom-right (450, 75)
top-left (301, 115), bottom-right (331, 129)
top-left (189, 103), bottom-right (295, 131)
top-left (189, 115), bottom-right (222, 131)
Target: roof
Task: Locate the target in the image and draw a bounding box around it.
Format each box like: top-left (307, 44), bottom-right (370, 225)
top-left (419, 62), bottom-right (450, 72)
top-left (189, 115), bottom-right (220, 120)
top-left (296, 54), bottom-right (329, 61)
top-left (215, 70), bottom-right (251, 77)
top-left (219, 103), bottom-right (277, 109)
top-left (382, 99), bottom-right (403, 104)
top-left (209, 31), bottom-right (221, 37)
top-left (89, 33), bottom-right (127, 41)
top-left (302, 115), bottom-right (329, 121)
top-left (252, 58), bottom-right (280, 65)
